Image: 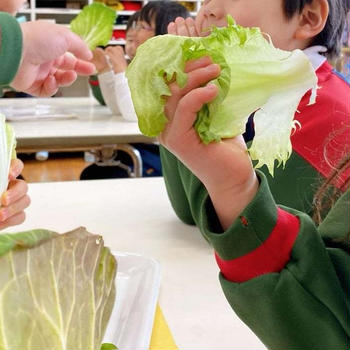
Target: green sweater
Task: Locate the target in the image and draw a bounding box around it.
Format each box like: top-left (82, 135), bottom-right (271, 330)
top-left (0, 12), bottom-right (22, 86)
top-left (161, 144), bottom-right (349, 348)
top-left (159, 61), bottom-right (350, 349)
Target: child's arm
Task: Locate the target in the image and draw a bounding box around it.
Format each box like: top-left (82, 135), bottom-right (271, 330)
top-left (159, 56), bottom-right (350, 349)
top-left (210, 171), bottom-right (349, 349)
top-left (159, 56), bottom-right (258, 229)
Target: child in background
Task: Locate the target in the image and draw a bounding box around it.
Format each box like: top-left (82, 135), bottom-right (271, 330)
top-left (84, 1), bottom-right (190, 179)
top-left (89, 2), bottom-right (190, 121)
top-left (89, 12), bottom-right (140, 121)
top-left (157, 0), bottom-right (350, 348)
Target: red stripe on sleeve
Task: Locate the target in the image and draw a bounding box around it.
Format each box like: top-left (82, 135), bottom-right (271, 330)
top-left (89, 79), bottom-right (99, 86)
top-left (215, 208), bottom-right (300, 283)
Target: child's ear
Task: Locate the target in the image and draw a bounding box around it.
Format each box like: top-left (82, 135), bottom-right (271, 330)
top-left (294, 0), bottom-right (329, 40)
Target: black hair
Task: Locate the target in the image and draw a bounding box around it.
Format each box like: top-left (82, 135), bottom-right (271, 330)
top-left (126, 11), bottom-right (141, 32)
top-left (283, 0), bottom-right (350, 57)
top-left (139, 0), bottom-right (190, 35)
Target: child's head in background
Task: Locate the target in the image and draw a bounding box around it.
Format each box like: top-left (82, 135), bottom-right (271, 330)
top-left (0, 0), bottom-right (26, 15)
top-left (125, 11), bottom-right (140, 61)
top-left (196, 0), bottom-right (349, 58)
top-left (135, 1), bottom-right (190, 46)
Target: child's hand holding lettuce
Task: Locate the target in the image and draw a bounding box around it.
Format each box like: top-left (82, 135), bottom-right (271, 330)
top-left (0, 114), bottom-right (16, 199)
top-left (126, 18), bottom-right (318, 175)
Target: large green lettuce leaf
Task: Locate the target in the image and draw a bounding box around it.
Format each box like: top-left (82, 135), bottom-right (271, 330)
top-left (70, 2), bottom-right (117, 50)
top-left (0, 114), bottom-right (16, 198)
top-left (0, 227), bottom-right (117, 350)
top-left (126, 18), bottom-right (318, 175)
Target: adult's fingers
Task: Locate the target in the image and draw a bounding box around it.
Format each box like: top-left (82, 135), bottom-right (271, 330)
top-left (64, 29), bottom-right (93, 61)
top-left (55, 53), bottom-right (95, 75)
top-left (54, 70), bottom-right (78, 87)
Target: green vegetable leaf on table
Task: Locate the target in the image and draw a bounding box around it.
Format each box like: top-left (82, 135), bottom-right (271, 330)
top-left (126, 17), bottom-right (318, 175)
top-left (100, 343), bottom-right (118, 350)
top-left (0, 114), bottom-right (16, 199)
top-left (0, 227), bottom-right (117, 350)
top-left (70, 2), bottom-right (117, 50)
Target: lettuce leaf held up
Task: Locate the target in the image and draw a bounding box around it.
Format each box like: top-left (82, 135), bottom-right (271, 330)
top-left (126, 17), bottom-right (318, 175)
top-left (70, 2), bottom-right (117, 50)
top-left (0, 227), bottom-right (117, 350)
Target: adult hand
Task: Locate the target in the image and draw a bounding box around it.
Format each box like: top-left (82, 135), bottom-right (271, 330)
top-left (105, 46), bottom-right (128, 74)
top-left (0, 159), bottom-right (30, 230)
top-left (11, 21), bottom-right (95, 97)
top-left (91, 48), bottom-right (111, 74)
top-left (159, 56), bottom-right (258, 229)
top-left (167, 16), bottom-right (200, 37)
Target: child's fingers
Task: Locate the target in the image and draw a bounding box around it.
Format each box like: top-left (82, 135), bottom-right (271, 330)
top-left (2, 179), bottom-right (29, 207)
top-left (184, 56), bottom-right (214, 73)
top-left (0, 192), bottom-right (30, 222)
top-left (9, 159), bottom-right (24, 180)
top-left (0, 212), bottom-right (26, 231)
top-left (174, 17), bottom-right (191, 36)
top-left (167, 22), bottom-right (176, 35)
top-left (185, 17), bottom-right (198, 37)
top-left (181, 64), bottom-right (220, 96)
top-left (165, 63), bottom-right (220, 123)
top-left (164, 84), bottom-right (218, 143)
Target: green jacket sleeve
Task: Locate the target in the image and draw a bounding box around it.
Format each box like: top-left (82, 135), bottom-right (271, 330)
top-left (160, 145), bottom-right (197, 226)
top-left (202, 172), bottom-right (350, 350)
top-left (0, 12), bottom-right (23, 86)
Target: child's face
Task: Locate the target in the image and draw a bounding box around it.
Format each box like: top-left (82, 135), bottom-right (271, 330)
top-left (135, 20), bottom-right (156, 47)
top-left (0, 0), bottom-right (26, 15)
top-left (195, 0), bottom-right (303, 51)
top-left (125, 29), bottom-right (137, 60)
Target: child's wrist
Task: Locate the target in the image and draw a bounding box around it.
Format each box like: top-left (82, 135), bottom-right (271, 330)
top-left (98, 67), bottom-right (112, 74)
top-left (207, 172), bottom-right (259, 231)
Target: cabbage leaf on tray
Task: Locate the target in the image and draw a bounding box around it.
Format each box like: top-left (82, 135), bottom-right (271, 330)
top-left (0, 227), bottom-right (117, 350)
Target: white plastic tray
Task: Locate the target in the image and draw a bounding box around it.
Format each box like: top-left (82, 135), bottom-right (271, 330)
top-left (3, 104), bottom-right (77, 121)
top-left (103, 252), bottom-right (161, 350)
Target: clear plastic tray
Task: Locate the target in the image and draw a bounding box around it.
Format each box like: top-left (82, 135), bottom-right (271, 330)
top-left (103, 252), bottom-right (161, 350)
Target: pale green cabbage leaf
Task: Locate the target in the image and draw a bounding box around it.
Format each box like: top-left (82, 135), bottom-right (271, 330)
top-left (70, 2), bottom-right (117, 50)
top-left (0, 227), bottom-right (117, 350)
top-left (0, 114), bottom-right (16, 198)
top-left (126, 17), bottom-right (318, 175)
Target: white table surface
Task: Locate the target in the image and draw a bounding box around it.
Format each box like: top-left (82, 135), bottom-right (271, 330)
top-left (5, 177), bottom-right (266, 350)
top-left (0, 97), bottom-right (152, 150)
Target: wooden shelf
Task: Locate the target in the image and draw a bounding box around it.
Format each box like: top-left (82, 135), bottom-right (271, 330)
top-left (19, 0), bottom-right (202, 43)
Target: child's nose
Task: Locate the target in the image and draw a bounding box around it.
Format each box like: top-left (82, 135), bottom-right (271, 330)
top-left (202, 0), bottom-right (225, 20)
